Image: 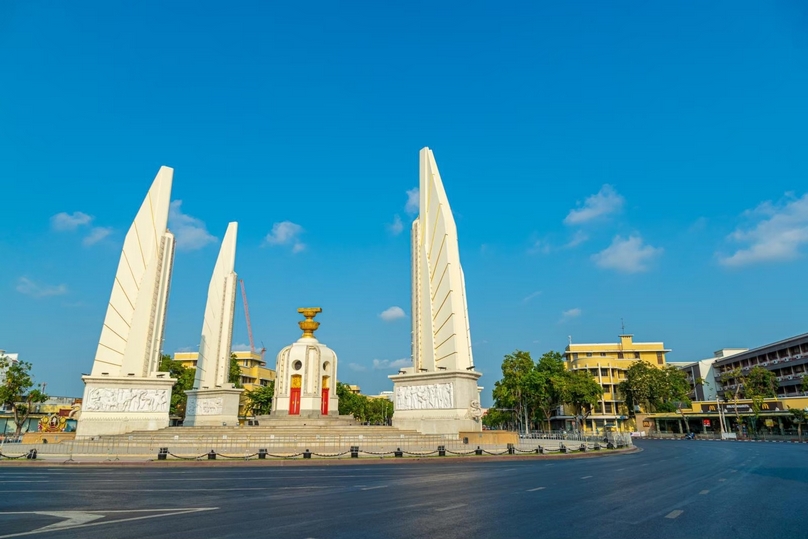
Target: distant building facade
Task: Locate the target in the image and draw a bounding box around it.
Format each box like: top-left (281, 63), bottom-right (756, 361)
top-left (713, 333), bottom-right (808, 399)
top-left (563, 335), bottom-right (670, 432)
top-left (668, 348), bottom-right (747, 401)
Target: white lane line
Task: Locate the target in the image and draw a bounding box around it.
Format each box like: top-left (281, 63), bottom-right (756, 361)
top-left (615, 468), bottom-right (625, 471)
top-left (435, 504), bottom-right (468, 512)
top-left (699, 490), bottom-right (710, 495)
top-left (665, 510), bottom-right (684, 519)
top-left (718, 479), bottom-right (726, 482)
top-left (581, 476), bottom-right (593, 480)
top-left (640, 463), bottom-right (649, 467)
top-left (730, 470), bottom-right (738, 473)
top-left (360, 485), bottom-right (388, 491)
top-left (527, 487), bottom-right (545, 492)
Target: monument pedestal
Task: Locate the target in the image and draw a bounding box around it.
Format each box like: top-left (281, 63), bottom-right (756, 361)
top-left (75, 375), bottom-right (176, 438)
top-left (389, 370), bottom-right (483, 435)
top-left (184, 386), bottom-right (243, 427)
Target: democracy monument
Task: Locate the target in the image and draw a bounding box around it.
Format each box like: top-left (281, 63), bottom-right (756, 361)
top-left (75, 148), bottom-right (483, 439)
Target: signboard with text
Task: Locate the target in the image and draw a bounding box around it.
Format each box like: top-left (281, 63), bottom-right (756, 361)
top-left (701, 402), bottom-right (783, 414)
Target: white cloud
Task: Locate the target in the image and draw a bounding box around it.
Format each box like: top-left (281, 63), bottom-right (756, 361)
top-left (405, 188), bottom-right (419, 215)
top-left (560, 308), bottom-right (582, 322)
top-left (51, 211), bottom-right (92, 231)
top-left (169, 200), bottom-right (217, 251)
top-left (387, 214), bottom-right (404, 236)
top-left (565, 230), bottom-right (589, 248)
top-left (265, 221), bottom-right (305, 253)
top-left (82, 226), bottom-right (113, 246)
top-left (592, 235), bottom-right (663, 273)
top-left (522, 291), bottom-right (542, 303)
top-left (379, 306), bottom-right (406, 322)
top-left (348, 363), bottom-right (368, 372)
top-left (564, 185), bottom-right (625, 225)
top-left (720, 193), bottom-right (808, 267)
top-left (231, 343), bottom-right (252, 351)
top-left (16, 277), bottom-right (68, 298)
top-left (373, 358), bottom-right (412, 370)
top-left (527, 239), bottom-right (552, 255)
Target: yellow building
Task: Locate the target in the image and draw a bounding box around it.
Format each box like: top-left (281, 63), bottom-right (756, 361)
top-left (563, 334), bottom-right (670, 432)
top-left (173, 350), bottom-right (276, 417)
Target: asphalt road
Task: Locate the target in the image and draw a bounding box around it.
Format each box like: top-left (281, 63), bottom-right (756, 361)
top-left (0, 440), bottom-right (806, 539)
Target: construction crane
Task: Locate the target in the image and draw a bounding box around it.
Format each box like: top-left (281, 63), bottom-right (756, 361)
top-left (239, 279), bottom-right (266, 362)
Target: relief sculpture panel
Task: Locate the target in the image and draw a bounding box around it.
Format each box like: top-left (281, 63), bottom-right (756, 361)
top-left (395, 383), bottom-right (454, 410)
top-left (84, 388), bottom-right (170, 413)
top-left (186, 397), bottom-right (224, 416)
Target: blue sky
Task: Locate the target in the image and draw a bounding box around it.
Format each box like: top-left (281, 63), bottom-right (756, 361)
top-left (2, 2), bottom-right (807, 404)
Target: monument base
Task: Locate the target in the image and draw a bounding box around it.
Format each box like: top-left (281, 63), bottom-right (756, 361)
top-left (183, 386), bottom-right (244, 427)
top-left (75, 375), bottom-right (176, 438)
top-left (389, 370), bottom-right (483, 435)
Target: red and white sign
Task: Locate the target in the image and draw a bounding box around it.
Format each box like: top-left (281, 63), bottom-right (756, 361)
top-left (702, 419), bottom-right (711, 427)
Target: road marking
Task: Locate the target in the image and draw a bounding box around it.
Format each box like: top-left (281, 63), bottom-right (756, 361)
top-left (730, 470), bottom-right (737, 473)
top-left (718, 479), bottom-right (726, 482)
top-left (699, 490), bottom-right (710, 495)
top-left (665, 510), bottom-right (684, 519)
top-left (616, 468), bottom-right (625, 471)
top-left (581, 476), bottom-right (593, 479)
top-left (435, 504), bottom-right (467, 512)
top-left (360, 485), bottom-right (388, 491)
top-left (527, 487), bottom-right (545, 492)
top-left (0, 508), bottom-right (217, 539)
top-left (640, 463), bottom-right (649, 467)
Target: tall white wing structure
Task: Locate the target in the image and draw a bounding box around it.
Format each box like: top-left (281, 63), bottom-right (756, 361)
top-left (392, 148), bottom-right (481, 435)
top-left (77, 166), bottom-right (178, 438)
top-left (91, 166), bottom-right (175, 378)
top-left (194, 222), bottom-right (238, 390)
top-left (411, 148), bottom-right (474, 373)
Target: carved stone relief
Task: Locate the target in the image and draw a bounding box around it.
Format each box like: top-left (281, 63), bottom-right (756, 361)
top-left (187, 397), bottom-right (224, 416)
top-left (84, 388), bottom-right (170, 413)
top-left (395, 383), bottom-right (454, 410)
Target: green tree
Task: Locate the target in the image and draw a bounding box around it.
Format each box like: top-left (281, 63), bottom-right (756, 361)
top-left (558, 369), bottom-right (603, 432)
top-left (789, 408), bottom-right (807, 441)
top-left (229, 353), bottom-right (243, 388)
top-left (618, 361), bottom-right (657, 415)
top-left (482, 407), bottom-right (513, 430)
top-left (802, 377), bottom-right (808, 394)
top-left (719, 367), bottom-right (745, 435)
top-left (492, 351), bottom-right (536, 434)
top-left (533, 351), bottom-right (566, 431)
top-left (158, 354), bottom-right (195, 417)
top-left (620, 362), bottom-right (691, 414)
top-left (743, 366), bottom-right (777, 437)
top-left (337, 382), bottom-right (367, 422)
top-left (0, 357), bottom-right (48, 437)
top-left (244, 381), bottom-right (274, 416)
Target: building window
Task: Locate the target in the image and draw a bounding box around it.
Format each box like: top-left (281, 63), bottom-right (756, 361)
top-left (634, 352), bottom-right (640, 359)
top-left (656, 352), bottom-right (663, 365)
top-left (600, 352), bottom-right (606, 357)
top-left (573, 353), bottom-right (579, 360)
top-left (243, 360), bottom-right (249, 367)
top-left (586, 352), bottom-right (593, 357)
top-left (617, 352), bottom-right (624, 359)
top-left (604, 403), bottom-right (613, 413)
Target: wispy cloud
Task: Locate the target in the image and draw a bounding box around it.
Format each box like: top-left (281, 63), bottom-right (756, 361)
top-left (348, 363), bottom-right (368, 372)
top-left (592, 235), bottom-right (662, 273)
top-left (564, 185), bottom-right (624, 225)
top-left (565, 230), bottom-right (589, 248)
top-left (231, 343), bottom-right (252, 351)
top-left (522, 291), bottom-right (542, 303)
top-left (379, 306), bottom-right (406, 321)
top-left (51, 211), bottom-right (92, 231)
top-left (405, 188), bottom-right (419, 215)
top-left (527, 238), bottom-right (552, 255)
top-left (265, 221), bottom-right (305, 253)
top-left (16, 277), bottom-right (68, 298)
top-left (719, 193), bottom-right (808, 267)
top-left (373, 358), bottom-right (411, 370)
top-left (387, 214), bottom-right (404, 236)
top-left (560, 308), bottom-right (582, 322)
top-left (82, 226), bottom-right (113, 246)
top-left (169, 200), bottom-right (217, 251)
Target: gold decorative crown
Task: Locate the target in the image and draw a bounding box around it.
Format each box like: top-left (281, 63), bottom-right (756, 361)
top-left (298, 307), bottom-right (322, 338)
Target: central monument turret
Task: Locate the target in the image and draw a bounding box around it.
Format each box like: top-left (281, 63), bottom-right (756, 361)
top-left (272, 308), bottom-right (339, 417)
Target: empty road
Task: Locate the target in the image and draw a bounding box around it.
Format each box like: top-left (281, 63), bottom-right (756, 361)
top-left (0, 440), bottom-right (806, 538)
